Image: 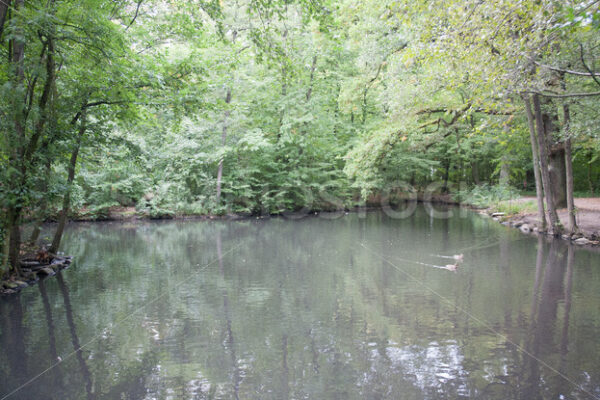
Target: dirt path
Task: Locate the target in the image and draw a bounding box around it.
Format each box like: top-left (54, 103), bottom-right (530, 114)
top-left (515, 197), bottom-right (600, 238)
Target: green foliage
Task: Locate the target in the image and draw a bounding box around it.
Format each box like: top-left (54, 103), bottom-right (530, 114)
top-left (455, 184), bottom-right (521, 209)
top-left (1, 0), bottom-right (599, 232)
top-left (493, 200), bottom-right (538, 215)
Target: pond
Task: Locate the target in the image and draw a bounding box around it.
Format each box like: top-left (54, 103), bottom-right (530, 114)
top-left (1, 206), bottom-right (600, 400)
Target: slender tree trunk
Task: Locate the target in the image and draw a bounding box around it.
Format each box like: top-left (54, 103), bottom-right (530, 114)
top-left (1, 229), bottom-right (10, 279)
top-left (588, 160), bottom-right (595, 195)
top-left (361, 88), bottom-right (368, 126)
top-left (0, 0), bottom-right (10, 40)
top-left (471, 160), bottom-right (480, 185)
top-left (499, 156), bottom-right (510, 186)
top-left (333, 83), bottom-right (341, 135)
top-left (562, 104), bottom-right (577, 234)
top-left (454, 129), bottom-right (465, 180)
top-left (216, 28), bottom-right (240, 204)
top-left (7, 0), bottom-right (26, 275)
top-left (216, 88), bottom-right (232, 205)
top-left (25, 34), bottom-right (56, 162)
top-left (442, 158), bottom-right (450, 193)
top-left (29, 159), bottom-right (52, 244)
top-left (6, 1), bottom-right (56, 272)
top-left (305, 55), bottom-right (317, 102)
top-left (50, 111), bottom-right (86, 253)
top-left (523, 95), bottom-right (547, 231)
top-left (7, 212), bottom-right (22, 276)
top-left (533, 94), bottom-right (561, 235)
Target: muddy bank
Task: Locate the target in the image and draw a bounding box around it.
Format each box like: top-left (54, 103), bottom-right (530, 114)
top-left (1, 255), bottom-right (72, 296)
top-left (482, 205), bottom-right (600, 247)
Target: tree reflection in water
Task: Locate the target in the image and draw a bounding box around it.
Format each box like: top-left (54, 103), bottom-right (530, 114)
top-left (0, 210), bottom-right (599, 400)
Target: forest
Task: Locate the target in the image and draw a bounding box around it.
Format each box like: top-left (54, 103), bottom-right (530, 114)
top-left (1, 0), bottom-right (600, 280)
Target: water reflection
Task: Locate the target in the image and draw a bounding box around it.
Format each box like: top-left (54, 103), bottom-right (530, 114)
top-left (39, 280), bottom-right (62, 389)
top-left (0, 209), bottom-right (599, 399)
top-left (0, 297), bottom-right (28, 399)
top-left (56, 273), bottom-right (94, 399)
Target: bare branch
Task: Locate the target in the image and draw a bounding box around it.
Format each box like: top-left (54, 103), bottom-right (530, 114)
top-left (524, 89), bottom-right (600, 98)
top-left (579, 42), bottom-right (600, 88)
top-left (126, 0), bottom-right (143, 30)
top-left (531, 58), bottom-right (600, 78)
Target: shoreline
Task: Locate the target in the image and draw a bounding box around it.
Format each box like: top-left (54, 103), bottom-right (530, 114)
top-left (40, 195), bottom-right (600, 246)
top-left (3, 196), bottom-right (598, 297)
top-left (482, 197), bottom-right (600, 247)
top-left (46, 196), bottom-right (600, 248)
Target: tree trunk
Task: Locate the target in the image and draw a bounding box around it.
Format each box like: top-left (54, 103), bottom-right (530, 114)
top-left (333, 83), bottom-right (341, 135)
top-left (548, 146), bottom-right (567, 208)
top-left (588, 159), bottom-right (595, 195)
top-left (540, 97), bottom-right (567, 208)
top-left (7, 212), bottom-right (22, 276)
top-left (1, 229), bottom-right (10, 279)
top-left (6, 0), bottom-right (56, 272)
top-left (29, 159), bottom-right (52, 244)
top-left (216, 88), bottom-right (232, 205)
top-left (523, 95), bottom-right (547, 231)
top-left (499, 156), bottom-right (510, 186)
top-left (442, 158), bottom-right (450, 193)
top-left (533, 94), bottom-right (561, 235)
top-left (25, 33), bottom-right (56, 162)
top-left (361, 88), bottom-right (368, 126)
top-left (7, 0), bottom-right (25, 275)
top-left (306, 55), bottom-right (317, 102)
top-left (50, 111), bottom-right (86, 254)
top-left (471, 159), bottom-right (480, 185)
top-left (563, 104), bottom-right (577, 233)
top-left (0, 0), bottom-right (10, 40)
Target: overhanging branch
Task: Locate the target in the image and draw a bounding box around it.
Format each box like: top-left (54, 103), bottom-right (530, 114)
top-left (524, 89), bottom-right (600, 98)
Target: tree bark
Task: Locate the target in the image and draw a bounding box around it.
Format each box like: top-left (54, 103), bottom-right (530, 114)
top-left (533, 94), bottom-right (561, 235)
top-left (6, 0), bottom-right (56, 272)
top-left (499, 156), bottom-right (510, 186)
top-left (442, 158), bottom-right (450, 193)
top-left (7, 0), bottom-right (26, 275)
top-left (471, 162), bottom-right (480, 184)
top-left (50, 110), bottom-right (86, 253)
top-left (562, 103), bottom-right (577, 233)
top-left (216, 88), bottom-right (232, 205)
top-left (0, 0), bottom-right (10, 40)
top-left (540, 96), bottom-right (567, 208)
top-left (25, 33), bottom-right (56, 162)
top-left (306, 55), bottom-right (317, 102)
top-left (216, 27), bottom-right (240, 205)
top-left (29, 159), bottom-right (52, 244)
top-left (1, 229), bottom-right (10, 279)
top-left (523, 95), bottom-right (547, 231)
top-left (548, 145), bottom-right (567, 208)
top-left (588, 159), bottom-right (595, 195)
top-left (7, 211), bottom-right (22, 276)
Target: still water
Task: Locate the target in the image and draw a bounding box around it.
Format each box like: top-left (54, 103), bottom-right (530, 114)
top-left (1, 206), bottom-right (600, 400)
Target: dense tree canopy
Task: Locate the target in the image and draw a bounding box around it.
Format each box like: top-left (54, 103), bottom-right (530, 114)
top-left (1, 0), bottom-right (599, 276)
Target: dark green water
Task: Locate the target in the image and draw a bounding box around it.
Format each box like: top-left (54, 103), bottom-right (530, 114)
top-left (1, 206), bottom-right (600, 400)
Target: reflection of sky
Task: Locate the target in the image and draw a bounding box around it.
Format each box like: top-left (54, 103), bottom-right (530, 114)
top-left (376, 341), bottom-right (470, 395)
top-left (4, 211), bottom-right (600, 400)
